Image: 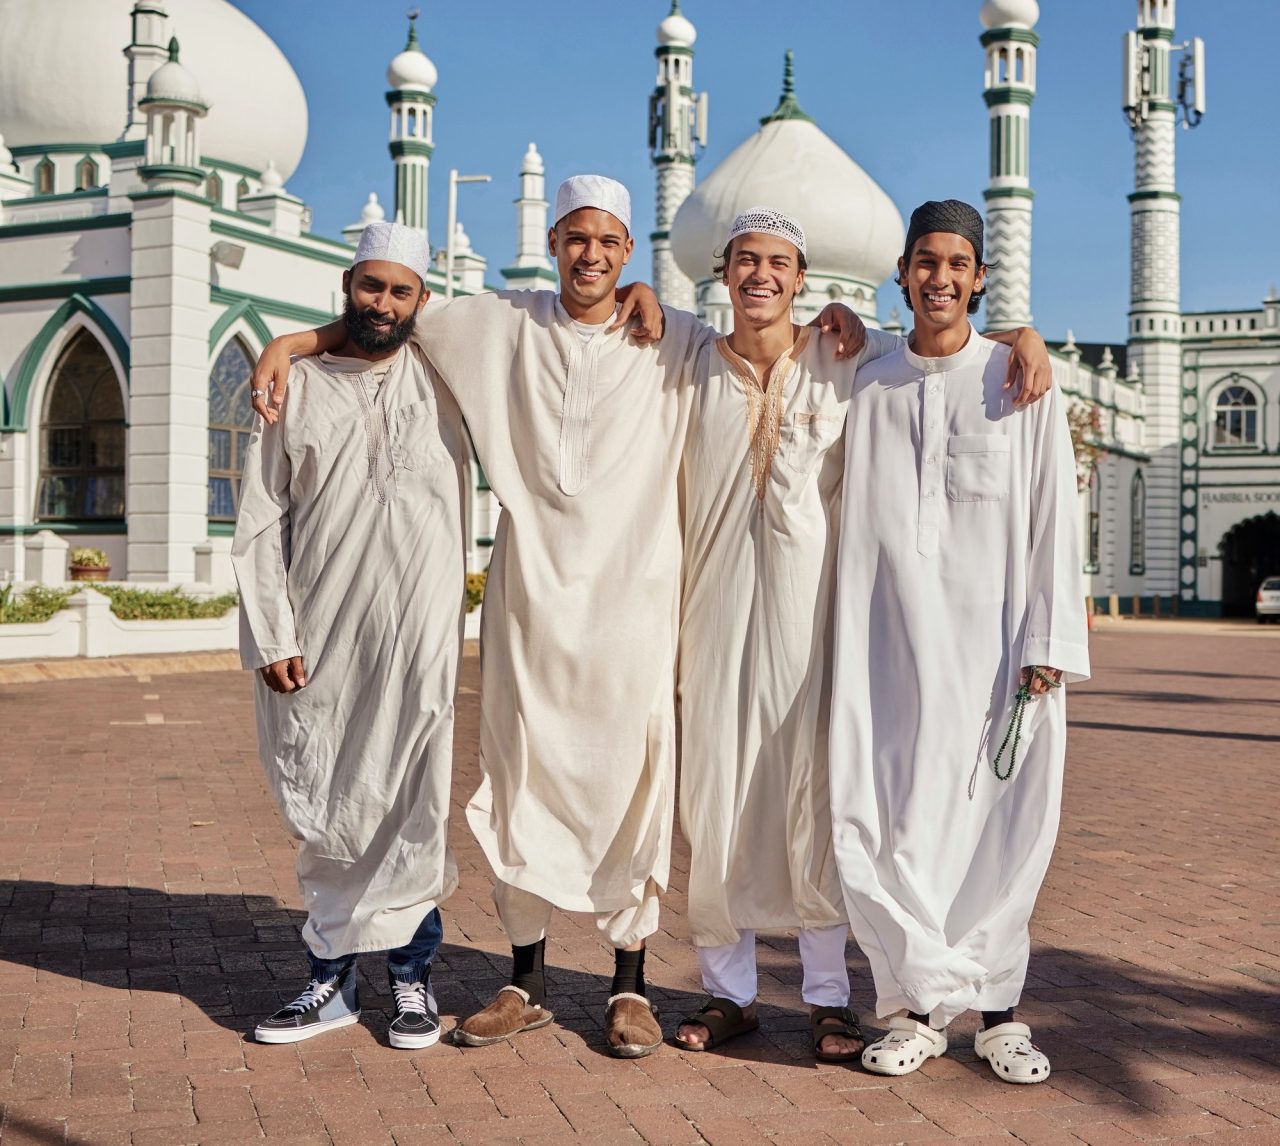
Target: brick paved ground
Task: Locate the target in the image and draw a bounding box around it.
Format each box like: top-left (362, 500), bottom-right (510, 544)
top-left (1, 622), bottom-right (1278, 1145)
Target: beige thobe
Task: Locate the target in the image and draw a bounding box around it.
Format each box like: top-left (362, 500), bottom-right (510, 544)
top-left (412, 292), bottom-right (710, 917)
top-left (678, 327), bottom-right (902, 947)
top-left (232, 348), bottom-right (468, 959)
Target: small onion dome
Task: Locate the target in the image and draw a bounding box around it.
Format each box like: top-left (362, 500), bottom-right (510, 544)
top-left (452, 221), bottom-right (472, 254)
top-left (980, 0), bottom-right (1040, 29)
top-left (144, 37), bottom-right (207, 107)
top-left (657, 0), bottom-right (696, 48)
top-left (259, 160), bottom-right (284, 193)
top-left (360, 192), bottom-right (386, 224)
top-left (386, 15), bottom-right (437, 91)
top-left (521, 142), bottom-right (544, 176)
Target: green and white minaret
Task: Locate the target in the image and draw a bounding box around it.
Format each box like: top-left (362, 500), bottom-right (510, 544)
top-left (648, 1), bottom-right (706, 311)
top-left (980, 0), bottom-right (1038, 331)
top-left (1124, 0), bottom-right (1205, 600)
top-left (385, 13), bottom-right (436, 236)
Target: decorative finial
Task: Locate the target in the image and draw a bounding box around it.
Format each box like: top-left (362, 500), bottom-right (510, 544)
top-left (760, 50), bottom-right (814, 126)
top-left (167, 36), bottom-right (180, 63)
top-left (406, 8), bottom-right (421, 50)
top-left (670, 0), bottom-right (681, 13)
top-left (1064, 329), bottom-right (1077, 350)
top-left (1100, 346), bottom-right (1114, 366)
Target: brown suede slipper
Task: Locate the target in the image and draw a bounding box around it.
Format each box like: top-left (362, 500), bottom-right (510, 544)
top-left (452, 985), bottom-right (555, 1047)
top-left (605, 992), bottom-right (663, 1059)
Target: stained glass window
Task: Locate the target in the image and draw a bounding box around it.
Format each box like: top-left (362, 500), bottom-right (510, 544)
top-left (208, 338), bottom-right (255, 521)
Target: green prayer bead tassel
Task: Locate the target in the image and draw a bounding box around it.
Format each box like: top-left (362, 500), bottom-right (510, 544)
top-left (991, 683), bottom-right (1032, 781)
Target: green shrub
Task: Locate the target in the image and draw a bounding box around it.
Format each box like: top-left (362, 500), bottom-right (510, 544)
top-left (466, 571), bottom-right (487, 614)
top-left (0, 583), bottom-right (74, 624)
top-left (96, 586), bottom-right (239, 620)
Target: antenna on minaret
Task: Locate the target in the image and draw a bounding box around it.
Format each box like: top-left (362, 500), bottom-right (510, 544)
top-left (1124, 12), bottom-right (1205, 132)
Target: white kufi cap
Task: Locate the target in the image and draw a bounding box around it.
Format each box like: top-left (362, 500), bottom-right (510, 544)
top-left (726, 206), bottom-right (807, 259)
top-left (353, 220), bottom-right (430, 280)
top-left (553, 174), bottom-right (632, 232)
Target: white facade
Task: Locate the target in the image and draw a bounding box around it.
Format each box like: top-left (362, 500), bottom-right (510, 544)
top-left (0, 2), bottom-right (517, 589)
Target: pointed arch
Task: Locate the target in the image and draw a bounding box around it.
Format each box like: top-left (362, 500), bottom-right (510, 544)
top-left (35, 156), bottom-right (54, 195)
top-left (5, 295), bottom-right (130, 432)
top-left (208, 297), bottom-right (273, 357)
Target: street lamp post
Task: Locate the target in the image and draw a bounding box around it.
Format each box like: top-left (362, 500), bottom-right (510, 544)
top-left (445, 169), bottom-right (491, 298)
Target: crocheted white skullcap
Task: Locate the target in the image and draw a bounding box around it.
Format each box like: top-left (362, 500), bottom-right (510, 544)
top-left (554, 174), bottom-right (632, 233)
top-left (353, 220), bottom-right (430, 280)
top-left (726, 206), bottom-right (806, 259)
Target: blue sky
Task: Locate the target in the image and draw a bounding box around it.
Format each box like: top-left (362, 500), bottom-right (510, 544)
top-left (235, 1), bottom-right (1275, 344)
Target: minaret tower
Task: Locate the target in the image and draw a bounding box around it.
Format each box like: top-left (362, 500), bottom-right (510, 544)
top-left (501, 143), bottom-right (557, 289)
top-left (1123, 0), bottom-right (1205, 600)
top-left (648, 1), bottom-right (706, 310)
top-left (979, 0), bottom-right (1038, 331)
top-left (385, 12), bottom-right (437, 237)
top-left (122, 1), bottom-right (170, 140)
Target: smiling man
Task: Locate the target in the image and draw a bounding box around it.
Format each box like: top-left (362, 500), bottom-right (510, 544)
top-left (828, 199), bottom-right (1090, 1083)
top-left (232, 222), bottom-right (468, 1050)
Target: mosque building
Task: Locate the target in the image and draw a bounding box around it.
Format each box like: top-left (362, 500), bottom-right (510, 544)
top-left (1, 0), bottom-right (1276, 617)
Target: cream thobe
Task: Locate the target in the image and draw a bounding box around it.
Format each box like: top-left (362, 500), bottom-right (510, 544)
top-left (232, 348), bottom-right (468, 959)
top-left (412, 293), bottom-right (710, 915)
top-left (829, 326), bottom-right (1090, 1026)
top-left (679, 327), bottom-right (902, 948)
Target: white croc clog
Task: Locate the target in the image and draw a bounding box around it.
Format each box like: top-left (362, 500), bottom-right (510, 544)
top-left (974, 1022), bottom-right (1051, 1084)
top-left (861, 1016), bottom-right (948, 1076)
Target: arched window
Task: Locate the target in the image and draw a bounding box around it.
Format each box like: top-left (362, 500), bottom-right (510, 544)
top-left (407, 107), bottom-right (418, 136)
top-left (1212, 383), bottom-right (1260, 449)
top-left (1129, 471), bottom-right (1146, 575)
top-left (35, 157), bottom-right (54, 195)
top-left (206, 171), bottom-right (223, 206)
top-left (236, 177), bottom-right (250, 207)
top-left (208, 338), bottom-right (255, 521)
top-left (1085, 468), bottom-right (1102, 574)
top-left (75, 156), bottom-right (99, 191)
top-left (37, 331), bottom-right (125, 521)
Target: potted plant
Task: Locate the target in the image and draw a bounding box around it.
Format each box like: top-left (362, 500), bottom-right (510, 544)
top-left (68, 546), bottom-right (111, 582)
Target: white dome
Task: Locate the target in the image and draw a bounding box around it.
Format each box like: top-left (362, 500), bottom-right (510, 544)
top-left (671, 67), bottom-right (904, 290)
top-left (657, 2), bottom-right (696, 48)
top-left (386, 19), bottom-right (437, 91)
top-left (0, 0), bottom-right (307, 180)
top-left (980, 0), bottom-right (1040, 29)
top-left (144, 41), bottom-right (205, 107)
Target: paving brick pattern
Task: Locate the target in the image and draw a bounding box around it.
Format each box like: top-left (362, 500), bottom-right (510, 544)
top-left (1, 623), bottom-right (1278, 1144)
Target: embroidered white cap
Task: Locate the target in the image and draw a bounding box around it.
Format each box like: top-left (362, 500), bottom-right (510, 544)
top-left (353, 220), bottom-right (430, 281)
top-left (726, 206), bottom-right (807, 259)
top-left (553, 174), bottom-right (632, 233)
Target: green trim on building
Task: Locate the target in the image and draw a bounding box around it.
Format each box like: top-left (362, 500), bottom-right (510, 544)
top-left (207, 521), bottom-right (236, 537)
top-left (654, 45), bottom-right (694, 59)
top-left (0, 212), bottom-right (131, 240)
top-left (129, 187), bottom-right (211, 208)
top-left (983, 87), bottom-right (1034, 108)
top-left (103, 139), bottom-right (146, 160)
top-left (1128, 189), bottom-right (1182, 203)
top-left (980, 27), bottom-right (1039, 47)
top-left (390, 140), bottom-right (435, 160)
top-left (208, 299), bottom-right (275, 355)
top-left (200, 155), bottom-right (260, 179)
top-left (137, 96), bottom-right (209, 114)
top-left (4, 293), bottom-right (131, 432)
top-left (2, 187), bottom-right (107, 206)
top-left (138, 163), bottom-right (205, 186)
top-left (210, 286), bottom-right (334, 327)
top-left (500, 266), bottom-right (557, 283)
top-left (983, 186), bottom-right (1035, 202)
top-left (10, 144), bottom-right (109, 158)
top-left (385, 89), bottom-right (437, 107)
top-left (1140, 26), bottom-right (1176, 42)
top-left (0, 277), bottom-right (131, 304)
top-left (0, 521), bottom-right (128, 536)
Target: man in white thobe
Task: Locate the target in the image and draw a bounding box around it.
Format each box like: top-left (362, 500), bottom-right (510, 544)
top-left (233, 223), bottom-right (467, 1051)
top-left (674, 208), bottom-right (1052, 1062)
top-left (829, 200), bottom-right (1090, 1084)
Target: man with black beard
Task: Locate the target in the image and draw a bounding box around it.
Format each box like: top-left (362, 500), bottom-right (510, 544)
top-left (232, 222), bottom-right (470, 1050)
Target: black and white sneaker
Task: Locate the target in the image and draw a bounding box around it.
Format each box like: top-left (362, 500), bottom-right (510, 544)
top-left (387, 963), bottom-right (441, 1050)
top-left (255, 964), bottom-right (360, 1044)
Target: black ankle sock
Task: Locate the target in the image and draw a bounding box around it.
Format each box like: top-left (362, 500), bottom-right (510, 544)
top-left (610, 946), bottom-right (646, 999)
top-left (982, 1009), bottom-right (1014, 1029)
top-left (908, 1011), bottom-right (930, 1025)
top-left (510, 938), bottom-right (546, 1007)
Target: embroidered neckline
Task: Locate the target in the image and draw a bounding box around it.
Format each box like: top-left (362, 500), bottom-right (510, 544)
top-left (716, 327), bottom-right (810, 499)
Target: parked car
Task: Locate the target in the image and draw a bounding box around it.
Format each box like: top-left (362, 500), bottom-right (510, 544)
top-left (1257, 576), bottom-right (1280, 623)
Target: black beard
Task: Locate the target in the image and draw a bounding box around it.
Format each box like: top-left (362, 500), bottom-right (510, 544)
top-left (343, 295), bottom-right (417, 354)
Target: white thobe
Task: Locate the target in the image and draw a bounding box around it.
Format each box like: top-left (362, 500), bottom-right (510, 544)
top-left (412, 292), bottom-right (710, 915)
top-left (678, 327), bottom-right (902, 948)
top-left (829, 326), bottom-right (1090, 1026)
top-left (232, 348), bottom-right (468, 960)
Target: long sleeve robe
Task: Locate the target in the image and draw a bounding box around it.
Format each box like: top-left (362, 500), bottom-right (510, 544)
top-left (232, 347), bottom-right (468, 959)
top-left (412, 292), bottom-right (710, 914)
top-left (829, 326), bottom-right (1090, 1026)
top-left (678, 327), bottom-right (902, 947)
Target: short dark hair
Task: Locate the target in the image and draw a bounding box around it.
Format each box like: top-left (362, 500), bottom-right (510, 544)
top-left (895, 247), bottom-right (993, 316)
top-left (712, 236), bottom-right (808, 280)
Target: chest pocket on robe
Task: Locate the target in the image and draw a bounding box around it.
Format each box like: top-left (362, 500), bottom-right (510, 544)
top-left (392, 399), bottom-right (445, 475)
top-left (778, 410), bottom-right (844, 475)
top-left (945, 434), bottom-right (1010, 502)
